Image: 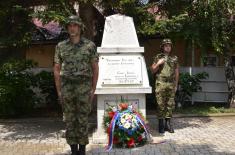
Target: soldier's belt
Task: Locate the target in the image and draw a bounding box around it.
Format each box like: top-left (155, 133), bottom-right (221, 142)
top-left (61, 75), bottom-right (91, 81)
top-left (157, 77), bottom-right (174, 82)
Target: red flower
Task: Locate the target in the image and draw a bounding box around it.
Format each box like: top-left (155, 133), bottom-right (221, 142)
top-left (107, 127), bottom-right (111, 133)
top-left (108, 111), bottom-right (115, 118)
top-left (138, 136), bottom-right (143, 142)
top-left (113, 136), bottom-right (119, 144)
top-left (119, 103), bottom-right (128, 110)
top-left (127, 138), bottom-right (135, 148)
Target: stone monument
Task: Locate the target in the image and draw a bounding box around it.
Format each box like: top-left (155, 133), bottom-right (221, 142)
top-left (92, 14), bottom-right (151, 143)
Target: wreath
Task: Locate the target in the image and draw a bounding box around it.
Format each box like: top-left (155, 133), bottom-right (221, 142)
top-left (103, 100), bottom-right (150, 151)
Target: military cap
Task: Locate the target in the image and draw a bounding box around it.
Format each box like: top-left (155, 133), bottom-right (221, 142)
top-left (160, 38), bottom-right (172, 49)
top-left (65, 15), bottom-right (85, 30)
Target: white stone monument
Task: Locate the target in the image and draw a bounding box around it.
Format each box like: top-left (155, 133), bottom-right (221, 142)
top-left (92, 14), bottom-right (152, 144)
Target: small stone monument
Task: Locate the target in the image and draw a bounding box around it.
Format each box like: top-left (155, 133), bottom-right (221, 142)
top-left (92, 14), bottom-right (151, 143)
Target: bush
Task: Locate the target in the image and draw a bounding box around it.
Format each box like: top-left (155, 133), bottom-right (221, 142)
top-left (0, 59), bottom-right (60, 116)
top-left (175, 72), bottom-right (209, 108)
top-left (34, 71), bottom-right (58, 108)
top-left (0, 59), bottom-right (38, 116)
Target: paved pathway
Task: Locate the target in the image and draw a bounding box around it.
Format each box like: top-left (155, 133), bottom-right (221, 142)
top-left (0, 116), bottom-right (235, 155)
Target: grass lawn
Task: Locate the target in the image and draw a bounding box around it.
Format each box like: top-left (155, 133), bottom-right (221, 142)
top-left (174, 104), bottom-right (235, 115)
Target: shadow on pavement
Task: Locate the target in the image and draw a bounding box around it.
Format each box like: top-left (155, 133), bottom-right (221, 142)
top-left (0, 112), bottom-right (98, 141)
top-left (86, 139), bottom-right (234, 155)
top-left (147, 117), bottom-right (213, 137)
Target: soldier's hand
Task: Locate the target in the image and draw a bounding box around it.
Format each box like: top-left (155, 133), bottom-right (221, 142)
top-left (58, 91), bottom-right (63, 105)
top-left (157, 58), bottom-right (165, 65)
top-left (89, 89), bottom-right (95, 102)
top-left (174, 86), bottom-right (178, 93)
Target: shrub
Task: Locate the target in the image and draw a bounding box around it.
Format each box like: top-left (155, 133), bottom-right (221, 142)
top-left (0, 59), bottom-right (38, 116)
top-left (175, 72), bottom-right (209, 108)
top-left (34, 71), bottom-right (58, 108)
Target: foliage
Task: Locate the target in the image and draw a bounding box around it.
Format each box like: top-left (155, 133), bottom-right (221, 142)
top-left (158, 0), bottom-right (193, 17)
top-left (175, 72), bottom-right (209, 107)
top-left (0, 59), bottom-right (38, 116)
top-left (1, 0), bottom-right (235, 50)
top-left (174, 105), bottom-right (235, 115)
top-left (209, 0), bottom-right (235, 53)
top-left (34, 71), bottom-right (58, 108)
top-left (32, 0), bottom-right (156, 36)
top-left (103, 101), bottom-right (149, 149)
top-left (152, 0), bottom-right (235, 54)
top-left (99, 0), bottom-right (156, 36)
top-left (31, 0), bottom-right (76, 26)
top-left (0, 59), bottom-right (59, 116)
top-left (0, 1), bottom-right (33, 47)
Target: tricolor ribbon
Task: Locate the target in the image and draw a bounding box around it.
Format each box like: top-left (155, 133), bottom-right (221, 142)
top-left (105, 109), bottom-right (150, 151)
top-left (106, 112), bottom-right (120, 151)
top-left (135, 112), bottom-right (151, 140)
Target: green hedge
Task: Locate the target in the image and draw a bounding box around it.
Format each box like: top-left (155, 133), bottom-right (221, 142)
top-left (0, 59), bottom-right (58, 116)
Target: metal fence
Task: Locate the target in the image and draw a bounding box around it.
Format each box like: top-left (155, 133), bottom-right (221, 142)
top-left (180, 67), bottom-right (235, 103)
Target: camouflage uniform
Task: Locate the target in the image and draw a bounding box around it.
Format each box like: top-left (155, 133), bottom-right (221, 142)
top-left (54, 37), bottom-right (98, 145)
top-left (154, 53), bottom-right (178, 119)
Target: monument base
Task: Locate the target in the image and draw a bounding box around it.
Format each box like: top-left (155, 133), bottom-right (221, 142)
top-left (90, 129), bottom-right (107, 144)
top-left (91, 94), bottom-right (146, 144)
top-left (92, 14), bottom-right (152, 145)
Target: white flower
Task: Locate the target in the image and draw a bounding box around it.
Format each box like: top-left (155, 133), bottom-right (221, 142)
top-left (125, 114), bottom-right (131, 119)
top-left (121, 118), bottom-right (126, 124)
top-left (112, 107), bottom-right (117, 112)
top-left (121, 114), bottom-right (126, 119)
top-left (123, 123), bottom-right (131, 129)
top-left (132, 117), bottom-right (137, 124)
top-left (141, 133), bottom-right (146, 139)
top-left (128, 114), bottom-right (133, 119)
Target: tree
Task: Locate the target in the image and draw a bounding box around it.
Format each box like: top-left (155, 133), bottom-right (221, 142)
top-left (0, 0), bottom-right (33, 47)
top-left (150, 0), bottom-right (235, 107)
top-left (1, 0), bottom-right (234, 107)
top-left (32, 0), bottom-right (156, 40)
top-left (0, 0), bottom-right (156, 45)
top-left (186, 0), bottom-right (235, 108)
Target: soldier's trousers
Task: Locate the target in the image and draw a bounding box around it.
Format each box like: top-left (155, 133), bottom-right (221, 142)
top-left (61, 77), bottom-right (92, 145)
top-left (155, 82), bottom-right (175, 119)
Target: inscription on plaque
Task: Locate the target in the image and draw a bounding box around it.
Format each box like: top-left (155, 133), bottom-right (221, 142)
top-left (100, 56), bottom-right (143, 85)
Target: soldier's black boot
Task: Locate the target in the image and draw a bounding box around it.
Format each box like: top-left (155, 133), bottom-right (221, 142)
top-left (70, 144), bottom-right (78, 155)
top-left (78, 144), bottom-right (86, 155)
top-left (165, 118), bottom-right (174, 133)
top-left (158, 119), bottom-right (165, 134)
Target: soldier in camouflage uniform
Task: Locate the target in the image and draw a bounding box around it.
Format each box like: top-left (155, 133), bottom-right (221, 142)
top-left (54, 15), bottom-right (99, 155)
top-left (151, 39), bottom-right (179, 134)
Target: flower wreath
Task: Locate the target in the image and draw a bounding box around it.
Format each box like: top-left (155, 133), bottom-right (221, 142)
top-left (103, 100), bottom-right (150, 151)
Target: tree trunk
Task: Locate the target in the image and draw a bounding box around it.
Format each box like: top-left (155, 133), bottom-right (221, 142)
top-left (79, 2), bottom-right (96, 41)
top-left (224, 53), bottom-right (235, 108)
